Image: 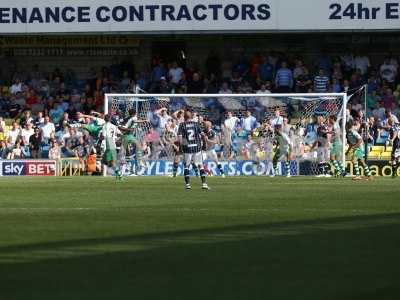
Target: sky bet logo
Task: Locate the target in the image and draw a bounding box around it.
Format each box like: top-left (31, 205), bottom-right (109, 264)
top-left (1, 161), bottom-right (56, 176)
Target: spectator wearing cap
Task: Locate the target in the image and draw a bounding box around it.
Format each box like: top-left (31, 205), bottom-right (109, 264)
top-left (158, 77), bottom-right (172, 94)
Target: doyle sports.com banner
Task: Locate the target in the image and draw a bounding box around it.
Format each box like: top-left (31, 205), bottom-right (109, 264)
top-left (0, 160), bottom-right (57, 176)
top-left (133, 160), bottom-right (298, 176)
top-left (1, 0), bottom-right (400, 33)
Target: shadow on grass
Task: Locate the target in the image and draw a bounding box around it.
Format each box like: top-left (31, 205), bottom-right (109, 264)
top-left (1, 213), bottom-right (400, 300)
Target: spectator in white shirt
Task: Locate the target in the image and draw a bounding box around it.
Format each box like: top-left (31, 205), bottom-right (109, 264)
top-left (219, 82), bottom-right (233, 94)
top-left (256, 83), bottom-right (271, 94)
top-left (224, 111), bottom-right (239, 131)
top-left (40, 116), bottom-right (56, 141)
top-left (380, 57), bottom-right (398, 85)
top-left (21, 122), bottom-right (35, 145)
top-left (271, 109), bottom-right (284, 127)
top-left (0, 117), bottom-right (5, 133)
top-left (242, 110), bottom-right (257, 133)
top-left (354, 53), bottom-right (370, 75)
top-left (7, 122), bottom-right (21, 147)
top-left (168, 61), bottom-right (184, 85)
top-left (10, 79), bottom-right (23, 95)
top-left (48, 140), bottom-right (61, 160)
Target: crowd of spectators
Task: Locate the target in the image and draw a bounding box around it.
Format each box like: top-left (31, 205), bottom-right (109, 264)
top-left (1, 50), bottom-right (400, 163)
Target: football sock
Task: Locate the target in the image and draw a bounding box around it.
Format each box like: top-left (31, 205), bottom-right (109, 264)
top-left (184, 168), bottom-right (190, 185)
top-left (217, 163), bottom-right (224, 175)
top-left (200, 168), bottom-right (207, 184)
top-left (331, 160), bottom-right (342, 174)
top-left (363, 163), bottom-right (371, 177)
top-left (354, 161), bottom-right (360, 176)
top-left (173, 162), bottom-right (179, 177)
top-left (285, 161), bottom-right (290, 176)
top-left (318, 163), bottom-right (326, 175)
top-left (393, 162), bottom-right (398, 177)
top-left (192, 163), bottom-right (199, 176)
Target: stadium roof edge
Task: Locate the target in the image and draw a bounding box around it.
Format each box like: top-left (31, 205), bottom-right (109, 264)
top-left (1, 29), bottom-right (400, 36)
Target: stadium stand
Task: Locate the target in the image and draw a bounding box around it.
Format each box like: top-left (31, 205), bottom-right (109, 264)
top-left (0, 52), bottom-right (398, 163)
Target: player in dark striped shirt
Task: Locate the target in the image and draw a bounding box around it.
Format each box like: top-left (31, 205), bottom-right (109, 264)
top-left (178, 111), bottom-right (210, 190)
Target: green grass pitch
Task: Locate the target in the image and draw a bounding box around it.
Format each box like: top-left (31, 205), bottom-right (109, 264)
top-left (0, 176), bottom-right (400, 300)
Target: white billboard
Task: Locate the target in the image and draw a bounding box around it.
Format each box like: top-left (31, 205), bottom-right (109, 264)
top-left (0, 0), bottom-right (399, 33)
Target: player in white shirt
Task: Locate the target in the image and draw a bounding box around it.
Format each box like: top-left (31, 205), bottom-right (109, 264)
top-left (101, 115), bottom-right (122, 180)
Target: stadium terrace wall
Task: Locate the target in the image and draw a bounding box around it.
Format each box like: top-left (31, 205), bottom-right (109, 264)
top-left (1, 0), bottom-right (400, 33)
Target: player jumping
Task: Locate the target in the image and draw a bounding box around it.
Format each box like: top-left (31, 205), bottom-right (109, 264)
top-left (271, 124), bottom-right (292, 177)
top-left (101, 114), bottom-right (123, 181)
top-left (328, 115), bottom-right (346, 177)
top-left (178, 111), bottom-right (210, 190)
top-left (312, 116), bottom-right (331, 177)
top-left (346, 120), bottom-right (372, 180)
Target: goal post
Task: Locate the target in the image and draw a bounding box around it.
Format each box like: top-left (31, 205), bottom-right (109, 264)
top-left (104, 93), bottom-right (348, 177)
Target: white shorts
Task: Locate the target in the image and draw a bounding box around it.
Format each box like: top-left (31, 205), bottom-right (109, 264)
top-left (202, 149), bottom-right (219, 162)
top-left (184, 152), bottom-right (203, 168)
top-left (317, 147), bottom-right (330, 163)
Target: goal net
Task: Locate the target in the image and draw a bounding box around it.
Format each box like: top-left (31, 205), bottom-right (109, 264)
top-left (104, 93), bottom-right (347, 176)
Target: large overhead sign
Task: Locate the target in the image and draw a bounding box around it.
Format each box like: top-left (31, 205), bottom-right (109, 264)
top-left (0, 1), bottom-right (399, 33)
